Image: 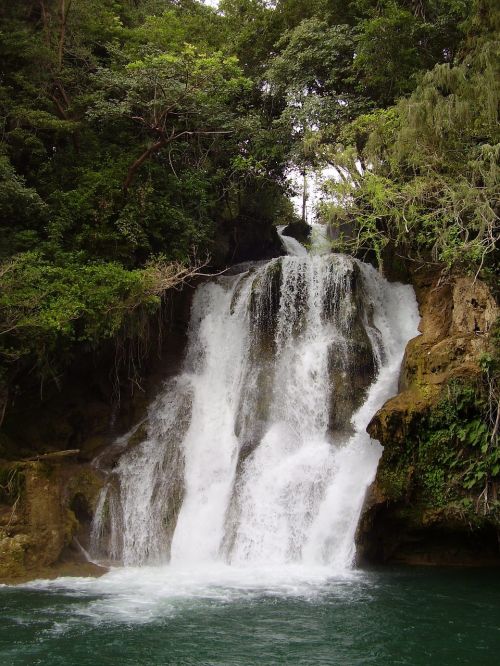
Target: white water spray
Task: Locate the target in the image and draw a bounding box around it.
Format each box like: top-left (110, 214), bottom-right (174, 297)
top-left (90, 231), bottom-right (419, 573)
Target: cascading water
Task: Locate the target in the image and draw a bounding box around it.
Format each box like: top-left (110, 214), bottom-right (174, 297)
top-left (90, 228), bottom-right (419, 571)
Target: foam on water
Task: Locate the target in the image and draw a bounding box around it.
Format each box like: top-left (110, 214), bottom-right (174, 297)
top-left (18, 562), bottom-right (362, 625)
top-left (37, 226), bottom-right (420, 609)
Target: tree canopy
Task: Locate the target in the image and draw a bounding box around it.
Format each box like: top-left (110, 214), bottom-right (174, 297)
top-left (0, 0), bottom-right (497, 410)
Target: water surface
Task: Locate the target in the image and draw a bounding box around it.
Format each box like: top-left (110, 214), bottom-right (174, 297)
top-left (1, 566), bottom-right (499, 665)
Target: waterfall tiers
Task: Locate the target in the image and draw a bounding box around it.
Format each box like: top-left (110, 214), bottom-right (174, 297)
top-left (90, 232), bottom-right (419, 571)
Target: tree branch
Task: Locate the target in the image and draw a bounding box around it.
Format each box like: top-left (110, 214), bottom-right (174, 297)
top-left (123, 130), bottom-right (232, 192)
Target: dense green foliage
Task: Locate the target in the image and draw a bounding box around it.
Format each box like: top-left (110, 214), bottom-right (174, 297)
top-left (380, 372), bottom-right (500, 522)
top-left (318, 1), bottom-right (499, 277)
top-left (0, 0), bottom-right (289, 398)
top-left (0, 0), bottom-right (498, 412)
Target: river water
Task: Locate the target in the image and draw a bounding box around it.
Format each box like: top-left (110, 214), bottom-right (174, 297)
top-left (1, 566), bottom-right (500, 665)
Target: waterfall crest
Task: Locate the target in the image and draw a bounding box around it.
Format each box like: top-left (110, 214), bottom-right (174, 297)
top-left (90, 234), bottom-right (419, 570)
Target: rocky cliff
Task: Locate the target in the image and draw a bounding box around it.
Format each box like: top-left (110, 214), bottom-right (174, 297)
top-left (0, 456), bottom-right (104, 582)
top-left (357, 268), bottom-right (500, 565)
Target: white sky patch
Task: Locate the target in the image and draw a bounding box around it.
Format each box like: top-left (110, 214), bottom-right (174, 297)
top-left (288, 161), bottom-right (365, 222)
top-left (288, 167), bottom-right (340, 222)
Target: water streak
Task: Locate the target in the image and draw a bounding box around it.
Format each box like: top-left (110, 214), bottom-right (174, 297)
top-left (90, 234), bottom-right (419, 571)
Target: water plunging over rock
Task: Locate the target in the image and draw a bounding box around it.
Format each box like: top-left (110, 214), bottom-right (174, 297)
top-left (90, 239), bottom-right (419, 569)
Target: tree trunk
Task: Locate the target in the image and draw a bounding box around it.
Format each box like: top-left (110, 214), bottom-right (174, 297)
top-left (57, 0), bottom-right (72, 71)
top-left (123, 129), bottom-right (230, 192)
top-left (301, 169), bottom-right (307, 223)
top-left (123, 138), bottom-right (167, 192)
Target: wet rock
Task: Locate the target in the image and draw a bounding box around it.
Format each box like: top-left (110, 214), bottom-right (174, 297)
top-left (282, 221), bottom-right (311, 244)
top-left (0, 532), bottom-right (31, 579)
top-left (328, 262), bottom-right (376, 433)
top-left (248, 258), bottom-right (282, 342)
top-left (357, 267), bottom-right (500, 566)
top-left (0, 459), bottom-right (104, 582)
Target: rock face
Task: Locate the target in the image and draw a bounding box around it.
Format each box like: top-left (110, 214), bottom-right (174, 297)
top-left (356, 268), bottom-right (500, 565)
top-left (0, 458), bottom-right (104, 582)
top-left (282, 221), bottom-right (311, 244)
top-left (328, 263), bottom-right (377, 433)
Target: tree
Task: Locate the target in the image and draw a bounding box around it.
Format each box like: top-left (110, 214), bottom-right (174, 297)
top-left (319, 18), bottom-right (500, 275)
top-left (353, 0), bottom-right (469, 106)
top-left (90, 46), bottom-right (250, 191)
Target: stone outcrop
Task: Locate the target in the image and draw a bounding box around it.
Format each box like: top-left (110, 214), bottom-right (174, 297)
top-left (282, 221), bottom-right (311, 244)
top-left (0, 457), bottom-right (104, 582)
top-left (356, 268), bottom-right (500, 565)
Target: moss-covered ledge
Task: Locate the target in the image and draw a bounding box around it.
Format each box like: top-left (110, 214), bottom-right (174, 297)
top-left (356, 268), bottom-right (500, 566)
top-left (0, 456), bottom-right (104, 583)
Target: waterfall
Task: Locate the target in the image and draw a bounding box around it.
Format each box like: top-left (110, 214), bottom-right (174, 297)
top-left (90, 234), bottom-right (419, 570)
top-left (277, 225), bottom-right (308, 257)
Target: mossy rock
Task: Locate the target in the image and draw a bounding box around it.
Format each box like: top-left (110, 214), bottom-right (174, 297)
top-left (282, 221), bottom-right (311, 244)
top-left (0, 531), bottom-right (31, 579)
top-left (0, 459), bottom-right (105, 582)
top-left (79, 435), bottom-right (110, 461)
top-left (377, 464), bottom-right (414, 503)
top-left (67, 468), bottom-right (104, 519)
